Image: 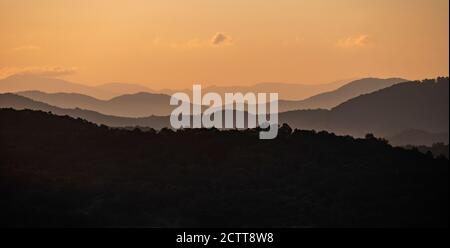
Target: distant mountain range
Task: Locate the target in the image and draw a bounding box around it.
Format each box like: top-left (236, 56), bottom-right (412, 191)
top-left (17, 91), bottom-right (174, 117)
top-left (0, 74), bottom-right (148, 99)
top-left (1, 74), bottom-right (350, 102)
top-left (0, 74), bottom-right (199, 100)
top-left (0, 93), bottom-right (169, 129)
top-left (10, 76), bottom-right (407, 116)
top-left (1, 77), bottom-right (448, 146)
top-left (182, 80), bottom-right (348, 101)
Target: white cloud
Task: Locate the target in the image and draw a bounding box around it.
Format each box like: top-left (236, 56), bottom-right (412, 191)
top-left (210, 32), bottom-right (233, 46)
top-left (151, 32), bottom-right (234, 49)
top-left (337, 35), bottom-right (372, 48)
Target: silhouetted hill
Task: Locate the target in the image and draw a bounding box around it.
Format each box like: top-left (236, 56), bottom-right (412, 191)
top-left (0, 108), bottom-right (447, 227)
top-left (0, 93), bottom-right (169, 129)
top-left (279, 78), bottom-right (406, 111)
top-left (280, 77), bottom-right (449, 138)
top-left (107, 92), bottom-right (173, 117)
top-left (331, 77), bottom-right (449, 136)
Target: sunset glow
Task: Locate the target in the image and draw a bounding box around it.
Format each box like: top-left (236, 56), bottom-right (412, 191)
top-left (0, 0), bottom-right (448, 88)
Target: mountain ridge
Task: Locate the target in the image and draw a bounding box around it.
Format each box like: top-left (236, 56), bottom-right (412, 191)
top-left (278, 77), bottom-right (407, 111)
top-left (15, 77), bottom-right (407, 116)
top-left (1, 74), bottom-right (350, 102)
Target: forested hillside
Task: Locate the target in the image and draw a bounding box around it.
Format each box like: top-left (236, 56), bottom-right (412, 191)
top-left (1, 109), bottom-right (448, 227)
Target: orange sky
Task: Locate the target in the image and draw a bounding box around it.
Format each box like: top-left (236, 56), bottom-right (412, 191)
top-left (0, 0), bottom-right (448, 89)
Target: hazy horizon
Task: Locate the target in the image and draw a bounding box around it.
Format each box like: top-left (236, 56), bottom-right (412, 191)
top-left (1, 0), bottom-right (448, 89)
top-left (0, 72), bottom-right (356, 90)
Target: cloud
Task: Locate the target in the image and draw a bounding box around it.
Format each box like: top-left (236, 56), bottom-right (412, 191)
top-left (0, 66), bottom-right (77, 79)
top-left (337, 35), bottom-right (372, 48)
top-left (210, 32), bottom-right (233, 46)
top-left (12, 45), bottom-right (41, 52)
top-left (151, 33), bottom-right (234, 49)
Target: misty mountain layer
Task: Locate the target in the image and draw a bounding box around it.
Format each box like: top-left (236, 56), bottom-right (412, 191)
top-left (1, 77), bottom-right (448, 146)
top-left (13, 77), bottom-right (406, 116)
